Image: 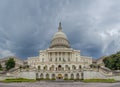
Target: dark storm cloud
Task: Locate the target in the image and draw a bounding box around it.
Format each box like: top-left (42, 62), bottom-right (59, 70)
top-left (0, 0), bottom-right (120, 59)
top-left (0, 0), bottom-right (67, 58)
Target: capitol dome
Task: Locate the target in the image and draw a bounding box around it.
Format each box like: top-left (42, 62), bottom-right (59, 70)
top-left (50, 22), bottom-right (70, 48)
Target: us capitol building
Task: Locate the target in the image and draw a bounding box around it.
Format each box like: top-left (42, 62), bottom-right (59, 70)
top-left (1, 23), bottom-right (120, 81)
top-left (27, 22), bottom-right (92, 79)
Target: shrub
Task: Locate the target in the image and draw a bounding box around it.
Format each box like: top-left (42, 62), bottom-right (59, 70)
top-left (69, 78), bottom-right (74, 80)
top-left (64, 78), bottom-right (68, 80)
top-left (45, 78), bottom-right (50, 80)
top-left (51, 78), bottom-right (55, 80)
top-left (2, 78), bottom-right (36, 83)
top-left (39, 78), bottom-right (44, 80)
top-left (74, 78), bottom-right (80, 81)
top-left (83, 79), bottom-right (116, 83)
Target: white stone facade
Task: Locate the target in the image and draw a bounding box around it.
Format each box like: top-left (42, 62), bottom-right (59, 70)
top-left (27, 23), bottom-right (92, 79)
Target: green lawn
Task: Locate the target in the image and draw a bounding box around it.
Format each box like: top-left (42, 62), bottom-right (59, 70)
top-left (0, 78), bottom-right (36, 83)
top-left (83, 79), bottom-right (116, 83)
top-left (1, 78), bottom-right (116, 83)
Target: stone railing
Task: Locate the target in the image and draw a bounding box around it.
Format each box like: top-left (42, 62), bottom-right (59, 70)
top-left (36, 69), bottom-right (82, 73)
top-left (113, 70), bottom-right (120, 76)
top-left (99, 67), bottom-right (113, 76)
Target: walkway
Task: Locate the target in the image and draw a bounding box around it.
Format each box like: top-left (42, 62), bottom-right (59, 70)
top-left (0, 81), bottom-right (120, 87)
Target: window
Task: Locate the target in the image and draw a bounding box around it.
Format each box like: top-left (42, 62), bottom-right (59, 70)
top-left (59, 57), bottom-right (61, 61)
top-left (64, 74), bottom-right (68, 78)
top-left (68, 58), bottom-right (70, 62)
top-left (63, 52), bottom-right (65, 56)
top-left (79, 65), bottom-right (81, 69)
top-left (38, 66), bottom-right (41, 70)
top-left (42, 58), bottom-right (44, 62)
top-left (40, 73), bottom-right (43, 78)
top-left (65, 65), bottom-right (69, 70)
top-left (49, 67), bottom-right (52, 71)
top-left (50, 58), bottom-right (52, 62)
top-left (59, 52), bottom-right (61, 55)
top-left (76, 57), bottom-right (78, 62)
top-left (44, 65), bottom-right (47, 70)
top-left (63, 58), bottom-right (65, 62)
top-left (55, 52), bottom-right (57, 56)
top-left (55, 58), bottom-right (57, 62)
top-left (76, 73), bottom-right (79, 79)
top-left (71, 74), bottom-right (74, 79)
top-left (51, 65), bottom-right (54, 70)
top-left (72, 65), bottom-right (76, 70)
top-left (52, 74), bottom-right (55, 78)
top-left (36, 73), bottom-right (38, 78)
top-left (58, 65), bottom-right (62, 70)
top-left (46, 74), bottom-right (49, 78)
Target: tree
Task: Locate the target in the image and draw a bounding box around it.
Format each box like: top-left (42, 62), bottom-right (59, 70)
top-left (103, 52), bottom-right (120, 70)
top-left (0, 63), bottom-right (2, 70)
top-left (5, 58), bottom-right (15, 70)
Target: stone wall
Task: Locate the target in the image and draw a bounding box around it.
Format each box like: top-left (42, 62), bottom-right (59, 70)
top-left (83, 71), bottom-right (106, 79)
top-left (17, 71), bottom-right (36, 79)
top-left (0, 71), bottom-right (36, 80)
top-left (83, 70), bottom-right (120, 81)
top-left (1, 70), bottom-right (120, 81)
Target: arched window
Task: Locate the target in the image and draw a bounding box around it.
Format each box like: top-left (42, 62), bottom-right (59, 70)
top-left (51, 65), bottom-right (54, 70)
top-left (68, 67), bottom-right (70, 70)
top-left (38, 66), bottom-right (41, 70)
top-left (71, 74), bottom-right (74, 79)
top-left (49, 67), bottom-right (51, 71)
top-left (65, 65), bottom-right (68, 70)
top-left (40, 73), bottom-right (44, 78)
top-left (72, 65), bottom-right (76, 70)
top-left (46, 74), bottom-right (49, 78)
top-left (64, 74), bottom-right (68, 78)
top-left (44, 65), bottom-right (47, 70)
top-left (58, 65), bottom-right (62, 71)
top-left (76, 73), bottom-right (79, 79)
top-left (79, 65), bottom-right (81, 69)
top-left (52, 74), bottom-right (55, 78)
top-left (36, 73), bottom-right (38, 78)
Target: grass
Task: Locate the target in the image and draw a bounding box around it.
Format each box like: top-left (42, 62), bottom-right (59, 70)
top-left (36, 78), bottom-right (56, 81)
top-left (0, 78), bottom-right (36, 83)
top-left (1, 78), bottom-right (116, 83)
top-left (82, 79), bottom-right (116, 83)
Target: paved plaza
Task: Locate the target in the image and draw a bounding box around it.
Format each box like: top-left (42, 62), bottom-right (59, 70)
top-left (0, 81), bottom-right (120, 87)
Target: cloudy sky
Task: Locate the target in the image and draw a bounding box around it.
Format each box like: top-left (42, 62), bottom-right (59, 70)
top-left (0, 0), bottom-right (120, 59)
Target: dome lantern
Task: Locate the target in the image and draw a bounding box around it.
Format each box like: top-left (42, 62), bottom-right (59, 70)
top-left (58, 22), bottom-right (62, 31)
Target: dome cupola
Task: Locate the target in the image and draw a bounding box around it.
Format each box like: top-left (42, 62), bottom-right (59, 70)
top-left (50, 22), bottom-right (70, 48)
